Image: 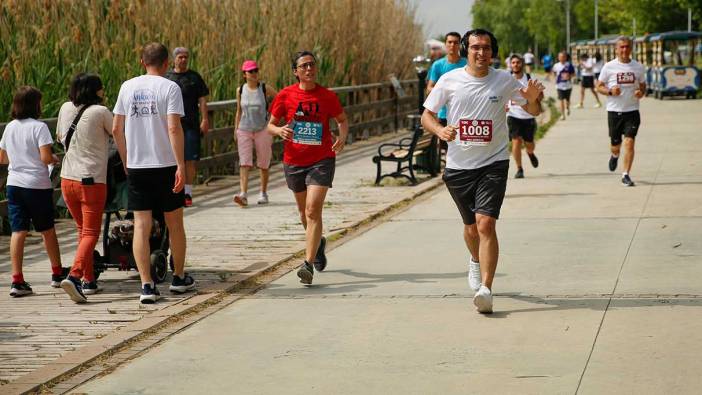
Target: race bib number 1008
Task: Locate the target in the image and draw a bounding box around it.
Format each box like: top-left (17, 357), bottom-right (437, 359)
top-left (458, 119), bottom-right (493, 146)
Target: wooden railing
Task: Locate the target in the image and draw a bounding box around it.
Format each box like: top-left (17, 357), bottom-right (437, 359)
top-left (0, 79), bottom-right (419, 231)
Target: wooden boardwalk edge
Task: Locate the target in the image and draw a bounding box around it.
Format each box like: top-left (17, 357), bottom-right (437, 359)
top-left (4, 174), bottom-right (445, 395)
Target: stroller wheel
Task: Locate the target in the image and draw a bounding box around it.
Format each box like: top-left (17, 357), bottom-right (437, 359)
top-left (93, 250), bottom-right (105, 280)
top-left (150, 251), bottom-right (168, 284)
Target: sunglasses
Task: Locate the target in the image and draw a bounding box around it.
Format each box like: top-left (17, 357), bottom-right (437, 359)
top-left (296, 61), bottom-right (316, 70)
top-left (246, 69), bottom-right (259, 73)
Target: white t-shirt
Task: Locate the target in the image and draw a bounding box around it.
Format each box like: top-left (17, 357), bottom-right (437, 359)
top-left (524, 52), bottom-right (535, 65)
top-left (598, 59), bottom-right (646, 113)
top-left (424, 67), bottom-right (525, 170)
top-left (113, 74), bottom-right (184, 169)
top-left (593, 60), bottom-right (604, 74)
top-left (581, 58), bottom-right (594, 77)
top-left (507, 74), bottom-right (535, 120)
top-left (0, 118), bottom-right (53, 189)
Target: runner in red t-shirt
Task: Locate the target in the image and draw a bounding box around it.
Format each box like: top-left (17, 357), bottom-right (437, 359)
top-left (268, 51), bottom-right (349, 285)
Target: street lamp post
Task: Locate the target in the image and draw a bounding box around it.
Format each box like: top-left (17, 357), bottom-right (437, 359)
top-left (412, 55), bottom-right (431, 115)
top-left (411, 55), bottom-right (438, 176)
top-left (595, 0), bottom-right (598, 40)
top-left (566, 0), bottom-right (571, 52)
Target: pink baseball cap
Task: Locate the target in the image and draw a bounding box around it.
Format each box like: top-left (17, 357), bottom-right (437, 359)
top-left (241, 60), bottom-right (259, 72)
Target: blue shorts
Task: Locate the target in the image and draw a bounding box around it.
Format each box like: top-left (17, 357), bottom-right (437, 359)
top-left (6, 186), bottom-right (55, 232)
top-left (184, 128), bottom-right (201, 161)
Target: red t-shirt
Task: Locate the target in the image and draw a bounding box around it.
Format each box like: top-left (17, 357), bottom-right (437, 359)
top-left (270, 84), bottom-right (343, 166)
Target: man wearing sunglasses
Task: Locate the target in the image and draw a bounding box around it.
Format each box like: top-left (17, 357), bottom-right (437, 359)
top-left (165, 47), bottom-right (210, 207)
top-left (422, 29), bottom-right (544, 314)
top-left (268, 51), bottom-right (349, 286)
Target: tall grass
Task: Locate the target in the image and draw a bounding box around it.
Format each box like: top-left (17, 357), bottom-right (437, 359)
top-left (0, 0), bottom-right (422, 122)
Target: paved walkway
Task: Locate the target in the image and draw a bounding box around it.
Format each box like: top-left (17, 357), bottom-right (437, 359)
top-left (75, 90), bottom-right (702, 394)
top-left (0, 129), bottom-right (443, 386)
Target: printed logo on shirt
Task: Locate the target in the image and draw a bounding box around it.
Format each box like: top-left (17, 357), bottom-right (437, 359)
top-left (616, 72), bottom-right (636, 84)
top-left (129, 89), bottom-right (158, 118)
top-left (489, 95), bottom-right (501, 104)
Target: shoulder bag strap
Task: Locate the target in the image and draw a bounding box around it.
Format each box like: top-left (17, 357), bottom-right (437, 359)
top-left (64, 104), bottom-right (92, 152)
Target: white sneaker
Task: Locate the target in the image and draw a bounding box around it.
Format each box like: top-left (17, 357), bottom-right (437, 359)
top-left (473, 285), bottom-right (493, 314)
top-left (257, 192), bottom-right (269, 205)
top-left (594, 103), bottom-right (602, 108)
top-left (468, 258), bottom-right (481, 291)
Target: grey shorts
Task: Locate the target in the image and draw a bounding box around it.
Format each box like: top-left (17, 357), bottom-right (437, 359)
top-left (283, 157), bottom-right (336, 193)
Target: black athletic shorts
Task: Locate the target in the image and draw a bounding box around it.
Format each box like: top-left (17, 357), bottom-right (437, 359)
top-left (443, 160), bottom-right (509, 225)
top-left (608, 110), bottom-right (640, 146)
top-left (283, 157), bottom-right (335, 193)
top-left (127, 166), bottom-right (184, 212)
top-left (507, 116), bottom-right (537, 142)
top-left (557, 89), bottom-right (572, 101)
top-left (581, 76), bottom-right (595, 88)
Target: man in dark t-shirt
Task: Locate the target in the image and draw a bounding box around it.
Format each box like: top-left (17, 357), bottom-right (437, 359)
top-left (165, 47), bottom-right (210, 207)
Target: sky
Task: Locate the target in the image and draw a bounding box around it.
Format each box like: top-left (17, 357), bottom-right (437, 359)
top-left (412, 0), bottom-right (474, 41)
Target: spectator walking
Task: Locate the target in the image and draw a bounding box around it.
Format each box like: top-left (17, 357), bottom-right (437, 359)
top-left (233, 60), bottom-right (278, 206)
top-left (0, 86), bottom-right (66, 297)
top-left (165, 47), bottom-right (209, 207)
top-left (113, 43), bottom-right (195, 304)
top-left (56, 73), bottom-right (113, 303)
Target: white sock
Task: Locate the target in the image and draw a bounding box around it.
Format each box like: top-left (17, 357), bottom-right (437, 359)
top-left (470, 257), bottom-right (479, 264)
top-left (622, 172), bottom-right (628, 176)
top-left (184, 184), bottom-right (192, 195)
top-left (612, 154), bottom-right (619, 158)
top-left (240, 191), bottom-right (247, 198)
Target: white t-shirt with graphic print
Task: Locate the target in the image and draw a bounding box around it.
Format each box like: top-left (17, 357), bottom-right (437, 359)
top-left (597, 59), bottom-right (646, 113)
top-left (424, 67), bottom-right (525, 170)
top-left (113, 75), bottom-right (184, 169)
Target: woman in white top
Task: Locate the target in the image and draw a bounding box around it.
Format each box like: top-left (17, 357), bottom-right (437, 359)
top-left (233, 60), bottom-right (277, 206)
top-left (55, 73), bottom-right (113, 303)
top-left (0, 86), bottom-right (66, 297)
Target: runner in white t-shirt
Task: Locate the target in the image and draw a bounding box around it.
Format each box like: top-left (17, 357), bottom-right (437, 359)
top-left (576, 53), bottom-right (602, 109)
top-left (113, 42), bottom-right (196, 304)
top-left (422, 29), bottom-right (544, 314)
top-left (507, 54), bottom-right (543, 179)
top-left (595, 36), bottom-right (646, 187)
top-left (523, 49), bottom-right (535, 74)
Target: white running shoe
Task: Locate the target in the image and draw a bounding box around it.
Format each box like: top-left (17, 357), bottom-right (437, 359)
top-left (468, 258), bottom-right (481, 292)
top-left (257, 192), bottom-right (269, 205)
top-left (473, 285), bottom-right (493, 314)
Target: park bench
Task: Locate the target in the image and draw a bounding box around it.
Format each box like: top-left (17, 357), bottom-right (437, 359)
top-left (372, 115), bottom-right (439, 185)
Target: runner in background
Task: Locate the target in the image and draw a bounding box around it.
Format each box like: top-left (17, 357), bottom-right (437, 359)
top-left (552, 51), bottom-right (575, 120)
top-left (577, 53), bottom-right (602, 109)
top-left (523, 48), bottom-right (535, 74)
top-left (595, 36), bottom-right (646, 187)
top-left (507, 54), bottom-right (541, 179)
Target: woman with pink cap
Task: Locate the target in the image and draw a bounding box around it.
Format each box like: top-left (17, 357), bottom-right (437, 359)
top-left (233, 60), bottom-right (278, 206)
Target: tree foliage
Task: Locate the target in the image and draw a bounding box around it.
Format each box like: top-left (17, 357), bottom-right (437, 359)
top-left (472, 0), bottom-right (701, 57)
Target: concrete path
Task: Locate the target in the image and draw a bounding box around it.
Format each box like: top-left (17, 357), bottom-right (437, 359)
top-left (75, 91), bottom-right (702, 394)
top-left (0, 129), bottom-right (442, 387)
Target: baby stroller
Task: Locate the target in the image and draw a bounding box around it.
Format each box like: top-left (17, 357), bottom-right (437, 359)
top-left (91, 152), bottom-right (172, 283)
